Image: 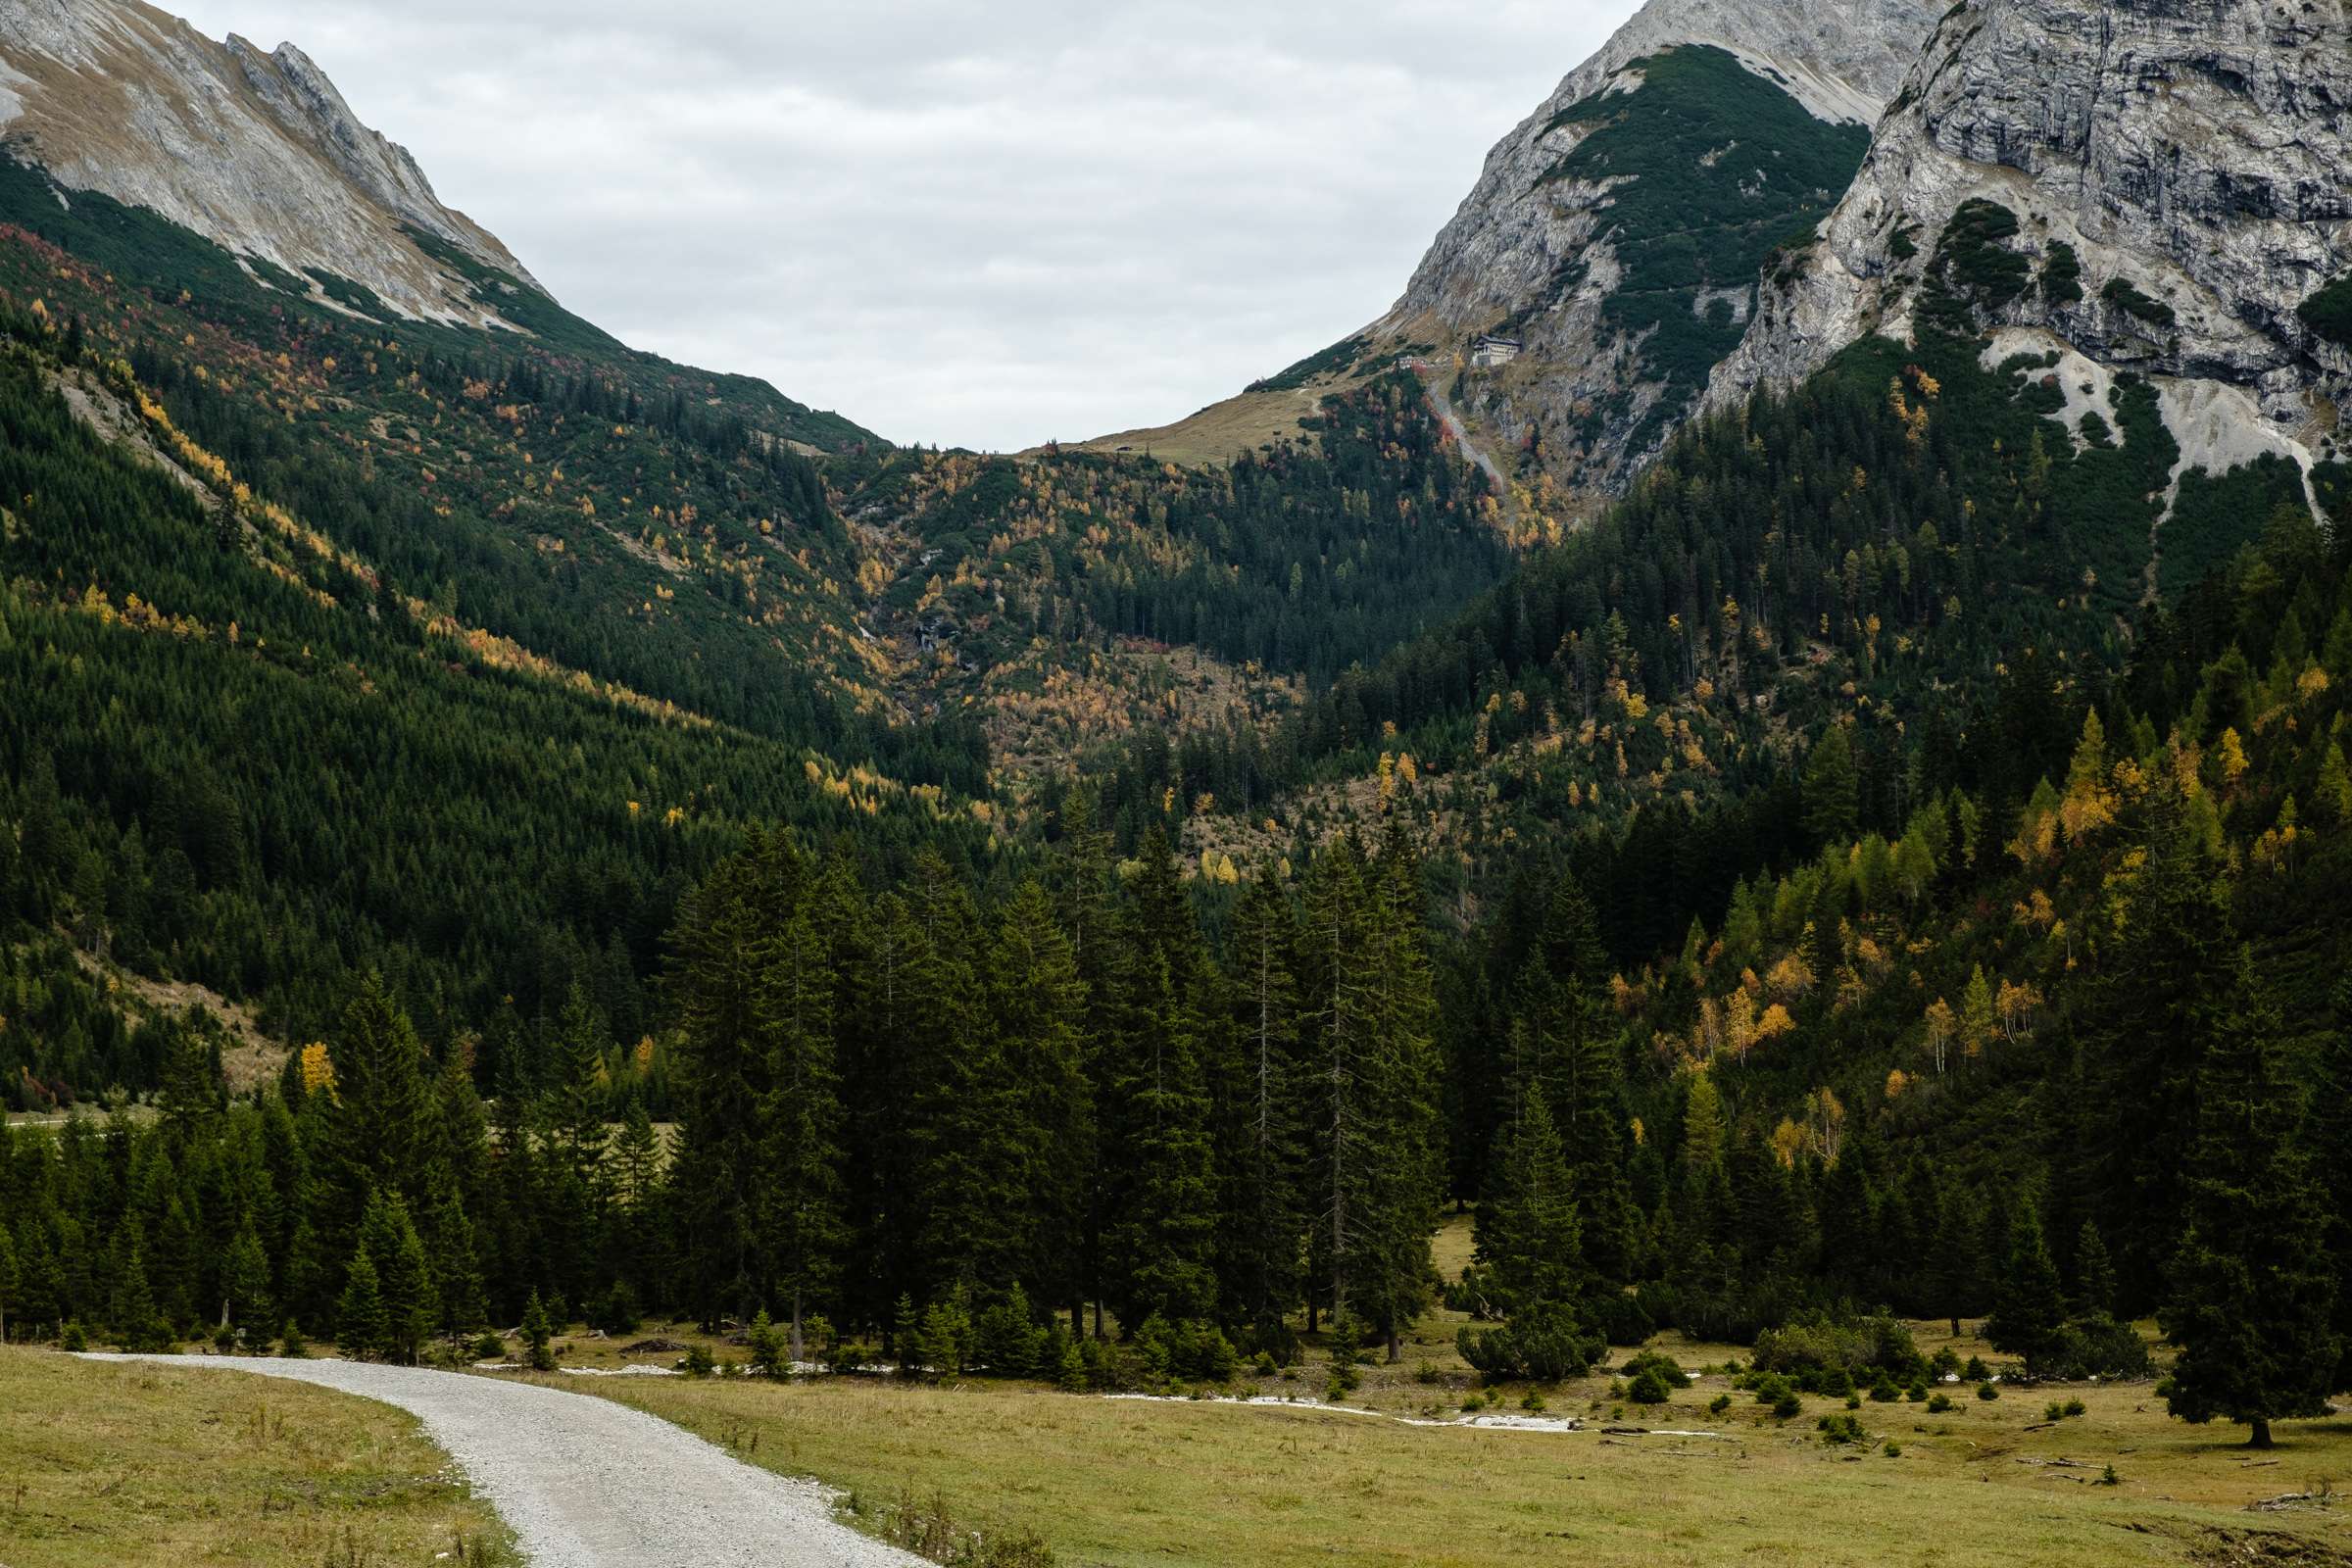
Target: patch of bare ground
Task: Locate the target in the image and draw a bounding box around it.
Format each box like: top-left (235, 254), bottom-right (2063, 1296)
top-left (71, 949), bottom-right (287, 1092)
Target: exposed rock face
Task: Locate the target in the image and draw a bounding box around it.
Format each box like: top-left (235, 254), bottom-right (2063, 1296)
top-left (0, 0), bottom-right (537, 325)
top-left (1709, 0), bottom-right (2352, 451)
top-left (1374, 0), bottom-right (1943, 501)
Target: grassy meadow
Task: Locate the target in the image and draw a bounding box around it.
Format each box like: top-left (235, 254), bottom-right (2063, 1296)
top-left (0, 1347), bottom-right (513, 1568)
top-left (503, 1221), bottom-right (2352, 1568)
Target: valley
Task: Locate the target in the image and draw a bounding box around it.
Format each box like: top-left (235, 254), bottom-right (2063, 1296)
top-left (4, 0), bottom-right (2352, 1564)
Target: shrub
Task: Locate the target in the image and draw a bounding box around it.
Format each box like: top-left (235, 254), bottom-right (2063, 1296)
top-left (2299, 272), bottom-right (2352, 349)
top-left (593, 1281), bottom-right (641, 1335)
top-left (1622, 1348), bottom-right (1687, 1384)
top-left (60, 1321), bottom-right (88, 1352)
top-left (1817, 1412), bottom-right (1867, 1446)
top-left (472, 1330), bottom-right (508, 1361)
top-left (1963, 1356), bottom-right (1988, 1381)
top-left (1628, 1368), bottom-right (1673, 1405)
top-left (277, 1320), bottom-right (304, 1357)
top-left (1753, 1313), bottom-right (1926, 1386)
top-left (745, 1310), bottom-right (788, 1380)
top-left (1905, 1382), bottom-right (1928, 1402)
top-left (1709, 1393), bottom-right (1732, 1415)
top-left (1867, 1376), bottom-right (1901, 1403)
top-left (520, 1292), bottom-right (557, 1373)
top-left (1521, 1389), bottom-right (1547, 1413)
top-left (682, 1343), bottom-right (715, 1378)
top-left (1456, 1301), bottom-right (1604, 1383)
top-left (1772, 1392), bottom-right (1802, 1420)
top-left (1928, 1392), bottom-right (1953, 1414)
top-left (1844, 1392), bottom-right (1863, 1410)
top-left (2065, 1397), bottom-right (2086, 1417)
top-left (1883, 1441), bottom-right (1903, 1458)
top-left (1977, 1381), bottom-right (2000, 1401)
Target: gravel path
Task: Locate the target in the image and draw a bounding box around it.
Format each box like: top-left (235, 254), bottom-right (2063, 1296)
top-left (81, 1353), bottom-right (924, 1567)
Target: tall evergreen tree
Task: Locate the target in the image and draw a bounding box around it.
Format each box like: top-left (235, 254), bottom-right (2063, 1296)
top-left (2160, 953), bottom-right (2338, 1449)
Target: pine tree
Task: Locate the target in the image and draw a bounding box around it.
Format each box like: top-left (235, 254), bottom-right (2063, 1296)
top-left (1986, 1200), bottom-right (2066, 1371)
top-left (1800, 724), bottom-right (1860, 846)
top-left (758, 902), bottom-right (844, 1363)
top-left (547, 983), bottom-right (612, 1197)
top-left (1477, 1086), bottom-right (1582, 1309)
top-left (988, 880), bottom-right (1091, 1325)
top-left (0, 1223), bottom-right (16, 1345)
top-left (2076, 791), bottom-right (2238, 1308)
top-left (1220, 873), bottom-right (1304, 1341)
top-left (359, 1191), bottom-right (435, 1363)
top-left (221, 1217), bottom-right (272, 1337)
top-left (318, 978), bottom-right (434, 1273)
top-left (2160, 954), bottom-right (2339, 1448)
top-left (519, 1289), bottom-right (556, 1372)
top-left (1100, 830), bottom-right (1219, 1329)
top-left (335, 1250), bottom-right (386, 1361)
top-left (2074, 1221), bottom-right (2117, 1319)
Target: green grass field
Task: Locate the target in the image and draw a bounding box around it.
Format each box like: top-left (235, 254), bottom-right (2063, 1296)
top-left (0, 1348), bottom-right (513, 1568)
top-left (503, 1219), bottom-right (2352, 1568)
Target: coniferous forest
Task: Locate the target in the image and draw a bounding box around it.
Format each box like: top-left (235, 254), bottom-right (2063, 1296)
top-left (3, 119), bottom-right (2352, 1493)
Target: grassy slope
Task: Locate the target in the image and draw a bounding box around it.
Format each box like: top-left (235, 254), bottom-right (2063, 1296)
top-left (0, 1348), bottom-right (513, 1567)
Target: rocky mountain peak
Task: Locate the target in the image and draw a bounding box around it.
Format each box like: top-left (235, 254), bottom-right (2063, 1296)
top-left (1708, 0), bottom-right (2352, 472)
top-left (0, 0), bottom-right (538, 325)
top-left (1372, 0), bottom-right (1944, 503)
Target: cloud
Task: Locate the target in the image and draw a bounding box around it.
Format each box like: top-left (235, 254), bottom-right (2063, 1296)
top-left (168, 0), bottom-right (1637, 449)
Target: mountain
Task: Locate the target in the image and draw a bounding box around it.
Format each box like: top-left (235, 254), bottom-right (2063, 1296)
top-left (1076, 0), bottom-right (1941, 510)
top-left (0, 0), bottom-right (536, 326)
top-left (1710, 0), bottom-right (2352, 536)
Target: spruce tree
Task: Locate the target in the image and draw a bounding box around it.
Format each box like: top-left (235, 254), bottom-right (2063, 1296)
top-left (1220, 873), bottom-right (1304, 1342)
top-left (359, 1192), bottom-right (435, 1363)
top-left (2160, 956), bottom-right (2338, 1448)
top-left (988, 880), bottom-right (1092, 1326)
top-left (221, 1217), bottom-right (272, 1338)
top-left (1986, 1200), bottom-right (2066, 1371)
top-left (335, 1249), bottom-right (386, 1361)
top-left (2074, 1221), bottom-right (2117, 1319)
top-left (318, 978), bottom-right (434, 1272)
top-left (0, 1223), bottom-right (16, 1345)
top-left (2075, 791), bottom-right (2237, 1308)
top-left (758, 902), bottom-right (845, 1363)
top-left (1476, 1086), bottom-right (1582, 1309)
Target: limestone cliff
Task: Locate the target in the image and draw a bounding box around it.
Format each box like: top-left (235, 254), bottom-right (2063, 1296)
top-left (0, 0), bottom-right (539, 326)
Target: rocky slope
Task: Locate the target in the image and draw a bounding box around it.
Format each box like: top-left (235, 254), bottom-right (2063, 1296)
top-left (1368, 0), bottom-right (1944, 504)
top-left (0, 0), bottom-right (536, 325)
top-left (1708, 0), bottom-right (2352, 490)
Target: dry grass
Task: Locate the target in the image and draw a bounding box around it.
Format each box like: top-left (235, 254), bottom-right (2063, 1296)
top-left (1054, 379), bottom-right (1348, 467)
top-left (0, 1348), bottom-right (513, 1568)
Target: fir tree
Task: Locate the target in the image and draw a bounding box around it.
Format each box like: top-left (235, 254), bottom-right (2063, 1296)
top-left (335, 1250), bottom-right (386, 1361)
top-left (1986, 1200), bottom-right (2066, 1371)
top-left (359, 1191), bottom-right (435, 1363)
top-left (2160, 955), bottom-right (2339, 1449)
top-left (758, 902), bottom-right (844, 1363)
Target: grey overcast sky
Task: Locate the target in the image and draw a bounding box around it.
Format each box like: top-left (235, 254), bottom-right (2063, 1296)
top-left (167, 2), bottom-right (1640, 451)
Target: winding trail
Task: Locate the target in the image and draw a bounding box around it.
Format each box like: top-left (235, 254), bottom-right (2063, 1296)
top-left (81, 1353), bottom-right (922, 1568)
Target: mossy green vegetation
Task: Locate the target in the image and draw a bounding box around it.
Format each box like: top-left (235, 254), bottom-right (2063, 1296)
top-left (2161, 453), bottom-right (2310, 598)
top-left (1536, 45), bottom-right (1871, 451)
top-left (2297, 271), bottom-right (2352, 350)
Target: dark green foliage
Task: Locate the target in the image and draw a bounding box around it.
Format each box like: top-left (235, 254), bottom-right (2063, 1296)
top-left (520, 1291), bottom-right (557, 1372)
top-left (1246, 334), bottom-right (1371, 394)
top-left (2102, 277), bottom-right (2178, 330)
top-left (2040, 242), bottom-right (2082, 307)
top-left (2160, 951), bottom-right (2339, 1448)
top-left (1456, 1298), bottom-right (1604, 1383)
top-left (2298, 272), bottom-right (2352, 349)
top-left (2162, 473), bottom-right (2311, 600)
top-left (1537, 46), bottom-right (1870, 451)
top-left (1934, 201), bottom-right (2030, 311)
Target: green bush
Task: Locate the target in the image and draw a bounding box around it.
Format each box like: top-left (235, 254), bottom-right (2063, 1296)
top-left (2298, 272), bottom-right (2352, 348)
top-left (1456, 1301), bottom-right (1604, 1383)
top-left (1977, 1381), bottom-right (2000, 1401)
top-left (1709, 1393), bottom-right (1732, 1415)
top-left (1628, 1367), bottom-right (1673, 1405)
top-left (1772, 1392), bottom-right (1802, 1420)
top-left (1927, 1392), bottom-right (1954, 1413)
top-left (1817, 1412), bottom-right (1867, 1446)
